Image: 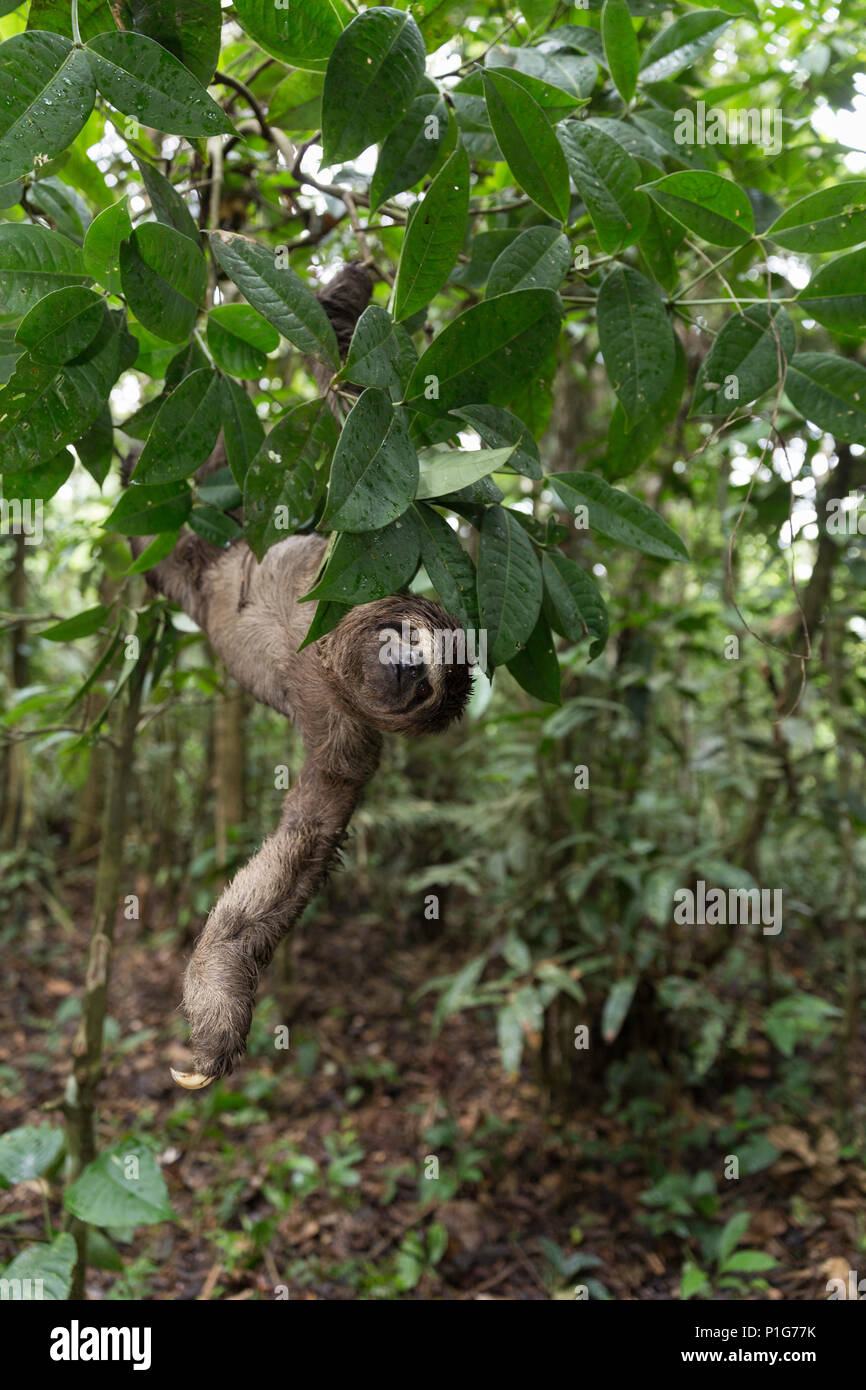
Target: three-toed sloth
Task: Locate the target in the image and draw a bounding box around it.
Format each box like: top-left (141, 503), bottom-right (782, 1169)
top-left (133, 267), bottom-right (472, 1087)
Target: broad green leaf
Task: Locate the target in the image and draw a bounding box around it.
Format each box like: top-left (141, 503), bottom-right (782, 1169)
top-left (392, 144), bottom-right (469, 321)
top-left (557, 120), bottom-right (648, 252)
top-left (113, 0), bottom-right (222, 85)
top-left (134, 368), bottom-right (223, 482)
top-left (198, 466), bottom-right (242, 512)
top-left (297, 599), bottom-right (350, 651)
top-left (136, 158), bottom-right (199, 242)
top-left (477, 64), bottom-right (585, 120)
top-left (0, 224), bottom-right (89, 318)
top-left (0, 1125), bottom-right (64, 1182)
top-left (0, 32), bottom-right (95, 183)
top-left (75, 405), bottom-right (113, 487)
top-left (450, 404), bottom-right (541, 479)
top-left (602, 976), bottom-right (638, 1041)
top-left (416, 445), bottom-right (515, 498)
top-left (303, 513), bottom-right (420, 604)
top-left (606, 335), bottom-right (686, 477)
top-left (551, 471), bottom-right (688, 561)
top-left (692, 304), bottom-right (794, 414)
top-left (120, 223), bottom-right (207, 343)
top-left (638, 197), bottom-right (684, 293)
top-left (482, 68), bottom-right (570, 221)
top-left (0, 446), bottom-right (74, 501)
top-left (208, 231), bottom-right (339, 367)
top-left (597, 266), bottom-right (676, 422)
top-left (0, 311), bottom-right (136, 471)
top-left (413, 501), bottom-right (479, 629)
top-left (602, 0), bottom-right (639, 103)
top-left (342, 305), bottom-right (417, 401)
top-left (244, 398), bottom-right (338, 559)
top-left (486, 227), bottom-right (570, 298)
top-left (507, 611), bottom-right (561, 704)
top-left (268, 68), bottom-right (323, 132)
top-left (541, 550), bottom-right (610, 657)
top-left (234, 0), bottom-right (351, 72)
top-left (63, 1142), bottom-right (174, 1228)
top-left (488, 45), bottom-right (598, 100)
top-left (207, 304), bottom-right (280, 378)
top-left (321, 7), bottom-right (426, 165)
top-left (765, 182), bottom-right (866, 253)
top-left (323, 388), bottom-right (418, 531)
top-left (85, 31), bottom-right (233, 136)
top-left (41, 604), bottom-right (111, 642)
top-left (15, 287), bottom-right (104, 365)
top-left (797, 249), bottom-right (866, 334)
top-left (784, 353), bottom-right (866, 444)
top-left (406, 289), bottom-right (562, 416)
top-left (221, 375), bottom-right (264, 487)
top-left (83, 200), bottom-right (132, 294)
top-left (29, 176), bottom-right (92, 243)
top-left (477, 505), bottom-right (542, 666)
top-left (0, 1234), bottom-right (76, 1301)
top-left (550, 471), bottom-right (688, 561)
top-left (104, 480), bottom-right (192, 534)
top-left (189, 504), bottom-right (241, 545)
top-left (721, 1251), bottom-right (778, 1273)
top-left (370, 93), bottom-right (449, 211)
top-left (639, 10), bottom-right (731, 84)
top-left (124, 529), bottom-right (179, 574)
top-left (27, 0), bottom-right (114, 41)
top-left (643, 171), bottom-right (754, 247)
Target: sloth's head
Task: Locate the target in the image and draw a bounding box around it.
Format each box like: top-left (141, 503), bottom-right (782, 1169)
top-left (319, 595), bottom-right (474, 734)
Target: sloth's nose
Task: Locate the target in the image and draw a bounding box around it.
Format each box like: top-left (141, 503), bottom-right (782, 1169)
top-left (393, 658), bottom-right (427, 688)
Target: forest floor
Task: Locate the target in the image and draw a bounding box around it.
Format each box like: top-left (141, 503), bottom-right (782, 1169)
top-left (3, 884), bottom-right (865, 1301)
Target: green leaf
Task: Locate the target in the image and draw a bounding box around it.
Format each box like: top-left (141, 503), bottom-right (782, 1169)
top-left (268, 68), bottom-right (323, 132)
top-left (244, 398), bottom-right (338, 560)
top-left (15, 287), bottom-right (104, 365)
top-left (370, 93), bottom-right (449, 211)
top-left (41, 604), bottom-right (111, 642)
top-left (207, 304), bottom-right (280, 378)
top-left (323, 388), bottom-right (418, 532)
top-left (449, 404), bottom-right (541, 479)
top-left (83, 200), bottom-right (132, 294)
top-left (221, 375), bottom-right (265, 487)
top-left (0, 1234), bottom-right (76, 1301)
top-left (197, 466), bottom-right (242, 512)
top-left (557, 120), bottom-right (648, 252)
top-left (0, 224), bottom-right (89, 318)
top-left (104, 480), bottom-right (192, 535)
top-left (413, 501), bottom-right (479, 629)
top-left (550, 471), bottom-right (689, 561)
top-left (601, 976), bottom-right (638, 1042)
top-left (797, 249), bottom-right (866, 334)
top-left (597, 266), bottom-right (676, 422)
top-left (113, 0), bottom-right (223, 86)
top-left (298, 598), bottom-right (350, 651)
top-left (0, 32), bottom-right (95, 183)
top-left (479, 63), bottom-right (586, 120)
top-left (133, 368), bottom-right (223, 482)
top-left (136, 158), bottom-right (199, 242)
top-left (680, 1261), bottom-right (710, 1300)
top-left (234, 0), bottom-right (351, 72)
top-left (392, 143), bottom-right (470, 321)
top-left (486, 227), bottom-right (570, 298)
top-left (717, 1210), bottom-right (751, 1264)
top-left (606, 334), bottom-right (686, 477)
top-left (721, 1250), bottom-right (778, 1273)
top-left (0, 310), bottom-right (136, 471)
top-left (639, 10), bottom-right (731, 84)
top-left (1, 447), bottom-right (73, 501)
top-left (28, 0), bottom-right (115, 42)
top-left (208, 231), bottom-right (339, 368)
top-left (124, 529), bottom-right (179, 574)
top-left (0, 1125), bottom-right (64, 1182)
top-left (120, 223), bottom-right (207, 343)
top-left (507, 611), bottom-right (561, 704)
top-left (489, 45), bottom-right (598, 100)
top-left (406, 289), bottom-right (562, 416)
top-left (342, 305), bottom-right (417, 402)
top-left (602, 0), bottom-right (639, 103)
top-left (643, 171), bottom-right (754, 247)
top-left (416, 445), bottom-right (515, 498)
top-left (784, 353), bottom-right (866, 445)
top-left (303, 513), bottom-right (420, 604)
top-left (541, 551), bottom-right (610, 658)
top-left (321, 6), bottom-right (426, 165)
top-left (189, 504), bottom-right (241, 546)
top-left (29, 176), bottom-right (91, 243)
top-left (482, 68), bottom-right (570, 221)
top-left (692, 305), bottom-right (795, 415)
top-left (63, 1142), bottom-right (174, 1228)
top-left (85, 31), bottom-right (233, 136)
top-left (477, 505), bottom-right (542, 666)
top-left (765, 182), bottom-right (866, 253)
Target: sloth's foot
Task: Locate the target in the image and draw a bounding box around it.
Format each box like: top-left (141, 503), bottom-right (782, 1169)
top-left (170, 940), bottom-right (256, 1088)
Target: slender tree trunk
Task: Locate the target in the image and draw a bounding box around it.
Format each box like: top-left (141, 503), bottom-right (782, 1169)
top-left (2, 533), bottom-right (31, 848)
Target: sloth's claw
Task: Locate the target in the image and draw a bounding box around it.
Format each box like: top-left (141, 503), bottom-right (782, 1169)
top-left (170, 1066), bottom-right (215, 1089)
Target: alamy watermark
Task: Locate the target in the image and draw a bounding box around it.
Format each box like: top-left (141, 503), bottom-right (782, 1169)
top-left (675, 100), bottom-right (783, 158)
top-left (674, 880), bottom-right (783, 936)
top-left (0, 492), bottom-right (43, 545)
top-left (379, 619), bottom-right (487, 671)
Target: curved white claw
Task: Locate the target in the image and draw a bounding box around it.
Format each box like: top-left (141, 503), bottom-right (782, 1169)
top-left (170, 1067), bottom-right (215, 1090)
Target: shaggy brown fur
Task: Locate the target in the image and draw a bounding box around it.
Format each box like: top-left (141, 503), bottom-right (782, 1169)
top-left (134, 265), bottom-right (472, 1081)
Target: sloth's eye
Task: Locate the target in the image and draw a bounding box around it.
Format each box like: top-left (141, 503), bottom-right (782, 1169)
top-left (416, 680), bottom-right (432, 701)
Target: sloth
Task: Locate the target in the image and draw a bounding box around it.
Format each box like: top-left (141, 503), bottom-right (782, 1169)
top-left (133, 266), bottom-right (472, 1088)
